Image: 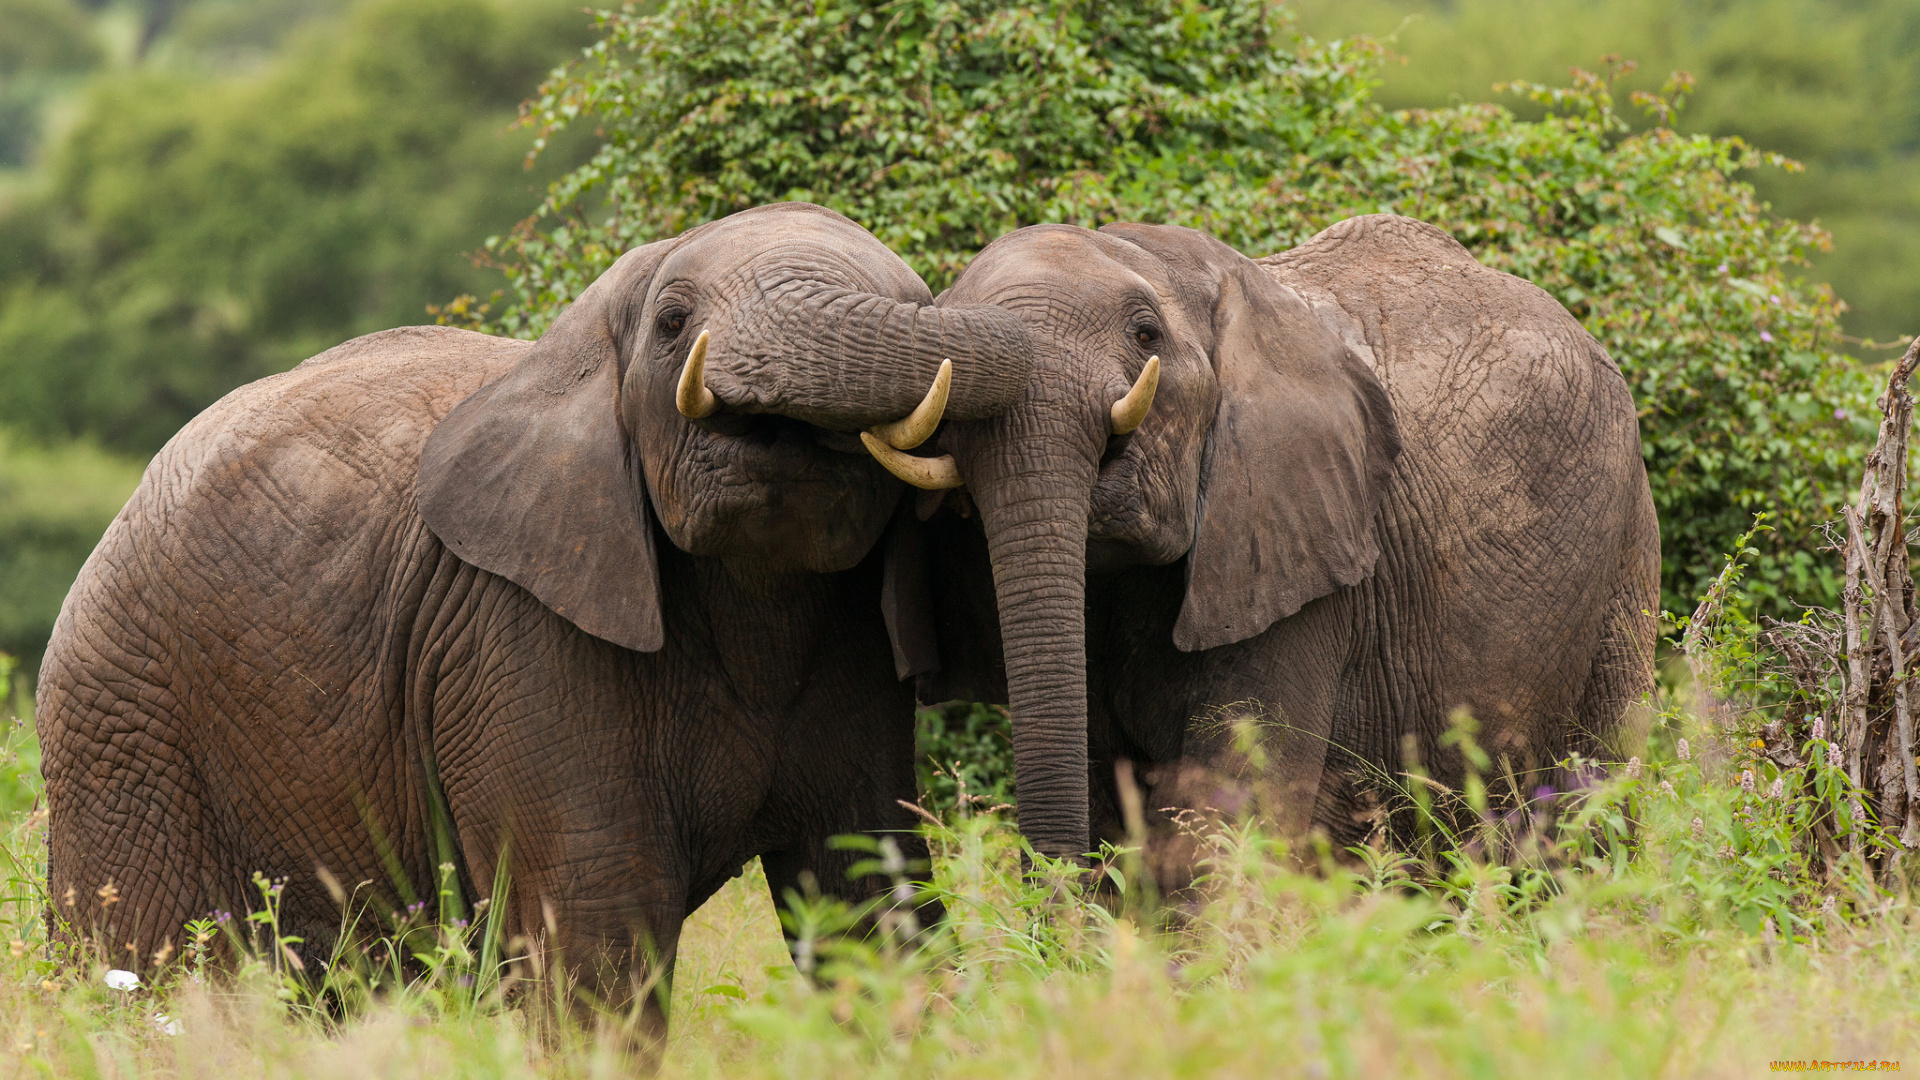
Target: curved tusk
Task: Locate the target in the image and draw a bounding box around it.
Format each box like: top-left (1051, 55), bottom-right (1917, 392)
top-left (868, 359), bottom-right (952, 450)
top-left (1109, 355), bottom-right (1160, 435)
top-left (860, 432), bottom-right (965, 490)
top-left (676, 329), bottom-right (717, 419)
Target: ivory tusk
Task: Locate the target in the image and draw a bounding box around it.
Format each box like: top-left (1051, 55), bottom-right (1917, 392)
top-left (868, 359), bottom-right (952, 450)
top-left (860, 432), bottom-right (965, 490)
top-left (1109, 355), bottom-right (1160, 435)
top-left (676, 329), bottom-right (717, 419)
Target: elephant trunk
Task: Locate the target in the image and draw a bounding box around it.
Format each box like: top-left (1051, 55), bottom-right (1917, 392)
top-left (960, 422), bottom-right (1101, 862)
top-left (711, 286), bottom-right (1033, 430)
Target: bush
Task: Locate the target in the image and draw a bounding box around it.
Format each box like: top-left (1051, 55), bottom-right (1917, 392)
top-left (473, 0), bottom-right (1875, 616)
top-left (915, 702), bottom-right (1014, 818)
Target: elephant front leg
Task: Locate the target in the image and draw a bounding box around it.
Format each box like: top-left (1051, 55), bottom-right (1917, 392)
top-left (460, 823), bottom-right (687, 1046)
top-left (436, 718), bottom-right (689, 1041)
top-left (757, 671), bottom-right (943, 971)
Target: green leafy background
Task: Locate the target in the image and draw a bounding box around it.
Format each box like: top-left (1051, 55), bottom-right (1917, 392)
top-left (0, 0), bottom-right (1914, 670)
top-left (473, 0), bottom-right (1884, 620)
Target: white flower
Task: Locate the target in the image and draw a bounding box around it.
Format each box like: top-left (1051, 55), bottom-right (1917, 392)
top-left (152, 1013), bottom-right (181, 1035)
top-left (1677, 738), bottom-right (1691, 762)
top-left (1692, 817), bottom-right (1707, 840)
top-left (1740, 769), bottom-right (1755, 793)
top-left (1626, 756), bottom-right (1643, 779)
top-left (1820, 895), bottom-right (1838, 916)
top-left (1661, 780), bottom-right (1676, 799)
top-left (1768, 777), bottom-right (1785, 800)
top-left (1811, 717), bottom-right (1827, 742)
top-left (103, 969), bottom-right (140, 992)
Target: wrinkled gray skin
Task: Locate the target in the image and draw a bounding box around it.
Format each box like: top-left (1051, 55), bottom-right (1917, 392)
top-left (901, 215), bottom-right (1659, 866)
top-left (36, 202), bottom-right (1031, 1031)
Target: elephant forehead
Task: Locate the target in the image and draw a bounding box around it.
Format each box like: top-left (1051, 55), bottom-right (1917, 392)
top-left (656, 213), bottom-right (927, 301)
top-left (952, 229), bottom-right (1154, 306)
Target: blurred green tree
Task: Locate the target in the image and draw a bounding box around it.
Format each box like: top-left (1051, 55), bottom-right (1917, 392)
top-left (0, 433), bottom-right (140, 661)
top-left (474, 0), bottom-right (1874, 618)
top-left (0, 0), bottom-right (595, 670)
top-left (0, 0), bottom-right (596, 454)
top-left (0, 0), bottom-right (105, 168)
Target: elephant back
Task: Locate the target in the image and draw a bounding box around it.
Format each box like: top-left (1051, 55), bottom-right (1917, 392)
top-left (1257, 214), bottom-right (1658, 766)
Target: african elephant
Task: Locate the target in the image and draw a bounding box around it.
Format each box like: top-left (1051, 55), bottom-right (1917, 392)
top-left (36, 202), bottom-right (1031, 1026)
top-left (865, 214), bottom-right (1659, 867)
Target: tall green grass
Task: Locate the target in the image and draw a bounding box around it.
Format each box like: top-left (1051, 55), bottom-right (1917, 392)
top-left (4, 562), bottom-right (1919, 1076)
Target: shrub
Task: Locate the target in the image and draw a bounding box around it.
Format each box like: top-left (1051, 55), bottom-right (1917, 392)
top-left (472, 0), bottom-right (1875, 615)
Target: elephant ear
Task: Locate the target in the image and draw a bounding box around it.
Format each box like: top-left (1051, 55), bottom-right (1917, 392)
top-left (417, 241), bottom-right (674, 653)
top-left (1173, 255), bottom-right (1401, 652)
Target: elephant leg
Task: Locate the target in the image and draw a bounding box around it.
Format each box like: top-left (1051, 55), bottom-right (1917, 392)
top-left (1567, 554), bottom-right (1660, 770)
top-left (1100, 577), bottom-right (1355, 886)
top-left (757, 653), bottom-right (938, 966)
top-left (462, 810), bottom-right (687, 1042)
top-left (760, 826), bottom-right (939, 971)
top-left (36, 631), bottom-right (228, 973)
top-left (437, 724), bottom-right (687, 1037)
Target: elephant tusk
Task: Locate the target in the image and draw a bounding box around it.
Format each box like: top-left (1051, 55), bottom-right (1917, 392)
top-left (860, 432), bottom-right (965, 490)
top-left (1109, 355), bottom-right (1159, 435)
top-left (867, 359), bottom-right (951, 450)
top-left (676, 329), bottom-right (718, 419)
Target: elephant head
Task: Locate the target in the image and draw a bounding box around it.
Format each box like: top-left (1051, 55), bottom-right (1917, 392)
top-left (865, 223), bottom-right (1400, 860)
top-left (417, 202), bottom-right (1032, 653)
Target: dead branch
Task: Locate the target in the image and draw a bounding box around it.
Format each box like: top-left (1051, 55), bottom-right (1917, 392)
top-left (1840, 335), bottom-right (1920, 851)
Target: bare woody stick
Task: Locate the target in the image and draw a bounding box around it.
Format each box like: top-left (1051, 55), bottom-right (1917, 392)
top-left (1841, 333), bottom-right (1920, 849)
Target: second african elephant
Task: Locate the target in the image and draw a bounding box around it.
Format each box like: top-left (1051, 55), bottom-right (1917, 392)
top-left (866, 214), bottom-right (1659, 867)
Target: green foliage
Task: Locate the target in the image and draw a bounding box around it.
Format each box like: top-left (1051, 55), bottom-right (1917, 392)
top-left (914, 702), bottom-right (1014, 818)
top-left (1295, 0), bottom-right (1920, 352)
top-left (0, 0), bottom-right (105, 168)
top-left (0, 432), bottom-right (143, 662)
top-left (483, 0), bottom-right (1872, 615)
top-left (0, 0), bottom-right (597, 456)
top-left (0, 654), bottom-right (34, 819)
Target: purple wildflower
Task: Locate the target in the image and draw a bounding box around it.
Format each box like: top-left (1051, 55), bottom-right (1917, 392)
top-left (1759, 330), bottom-right (1774, 342)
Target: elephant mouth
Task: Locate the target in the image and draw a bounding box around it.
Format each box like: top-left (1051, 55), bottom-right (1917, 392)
top-left (694, 413), bottom-right (871, 458)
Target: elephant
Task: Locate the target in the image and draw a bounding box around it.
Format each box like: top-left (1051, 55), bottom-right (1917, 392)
top-left (861, 213), bottom-right (1660, 869)
top-left (35, 202), bottom-right (1034, 1029)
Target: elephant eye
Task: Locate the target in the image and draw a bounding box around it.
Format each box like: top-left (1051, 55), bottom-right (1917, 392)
top-left (1133, 325), bottom-right (1158, 347)
top-left (658, 312), bottom-right (687, 336)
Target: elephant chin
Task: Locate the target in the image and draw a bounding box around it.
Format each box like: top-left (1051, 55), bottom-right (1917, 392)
top-left (651, 414), bottom-right (902, 573)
